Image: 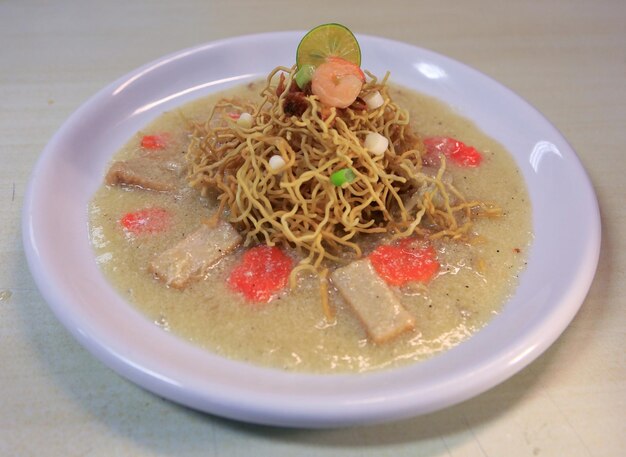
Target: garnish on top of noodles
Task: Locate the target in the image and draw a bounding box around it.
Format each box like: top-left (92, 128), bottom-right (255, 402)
top-left (186, 24), bottom-right (499, 283)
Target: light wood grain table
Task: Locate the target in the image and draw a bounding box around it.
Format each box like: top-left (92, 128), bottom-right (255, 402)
top-left (2, 1), bottom-right (624, 455)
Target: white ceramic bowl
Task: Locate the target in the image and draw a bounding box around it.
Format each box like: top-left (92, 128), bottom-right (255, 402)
top-left (22, 32), bottom-right (600, 428)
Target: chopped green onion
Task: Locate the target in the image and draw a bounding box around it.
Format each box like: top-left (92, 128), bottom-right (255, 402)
top-left (295, 64), bottom-right (315, 89)
top-left (330, 168), bottom-right (356, 186)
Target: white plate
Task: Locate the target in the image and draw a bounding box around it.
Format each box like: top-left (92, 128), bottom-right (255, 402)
top-left (22, 32), bottom-right (600, 428)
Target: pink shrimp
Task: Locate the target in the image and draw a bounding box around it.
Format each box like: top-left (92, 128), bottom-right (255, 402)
top-left (311, 57), bottom-right (365, 109)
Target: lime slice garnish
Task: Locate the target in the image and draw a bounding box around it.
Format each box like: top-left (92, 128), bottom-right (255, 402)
top-left (296, 23), bottom-right (361, 69)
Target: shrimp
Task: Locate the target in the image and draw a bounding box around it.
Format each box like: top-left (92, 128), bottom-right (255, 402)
top-left (311, 57), bottom-right (365, 109)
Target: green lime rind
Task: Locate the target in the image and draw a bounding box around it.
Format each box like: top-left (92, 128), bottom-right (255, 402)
top-left (296, 23), bottom-right (361, 70)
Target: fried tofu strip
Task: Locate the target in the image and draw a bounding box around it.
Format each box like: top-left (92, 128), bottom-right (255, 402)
top-left (149, 220), bottom-right (241, 289)
top-left (331, 259), bottom-right (415, 343)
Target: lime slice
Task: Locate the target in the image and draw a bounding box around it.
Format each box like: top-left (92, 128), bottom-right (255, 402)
top-left (296, 23), bottom-right (361, 69)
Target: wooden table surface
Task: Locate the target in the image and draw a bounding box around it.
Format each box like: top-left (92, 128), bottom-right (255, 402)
top-left (1, 1), bottom-right (624, 455)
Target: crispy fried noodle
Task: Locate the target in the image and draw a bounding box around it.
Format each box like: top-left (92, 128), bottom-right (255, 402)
top-left (187, 65), bottom-right (497, 280)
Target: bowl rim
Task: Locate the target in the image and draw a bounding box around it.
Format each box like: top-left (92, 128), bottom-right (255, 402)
top-left (22, 31), bottom-right (601, 428)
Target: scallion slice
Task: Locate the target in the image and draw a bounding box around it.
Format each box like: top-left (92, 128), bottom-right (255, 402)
top-left (330, 168), bottom-right (356, 186)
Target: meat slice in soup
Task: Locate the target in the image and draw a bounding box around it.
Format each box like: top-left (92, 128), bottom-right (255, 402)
top-left (331, 259), bottom-right (415, 343)
top-left (149, 220), bottom-right (242, 289)
top-left (105, 150), bottom-right (185, 192)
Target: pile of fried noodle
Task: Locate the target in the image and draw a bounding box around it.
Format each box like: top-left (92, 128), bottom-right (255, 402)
top-left (187, 66), bottom-right (495, 281)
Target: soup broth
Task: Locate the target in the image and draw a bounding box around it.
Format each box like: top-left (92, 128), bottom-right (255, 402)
top-left (89, 81), bottom-right (531, 373)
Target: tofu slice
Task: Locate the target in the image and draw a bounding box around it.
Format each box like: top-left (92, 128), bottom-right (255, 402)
top-left (106, 152), bottom-right (184, 192)
top-left (149, 220), bottom-right (242, 289)
top-left (331, 258), bottom-right (415, 343)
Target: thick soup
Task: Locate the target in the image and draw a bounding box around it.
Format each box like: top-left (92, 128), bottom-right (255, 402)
top-left (89, 74), bottom-right (531, 373)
